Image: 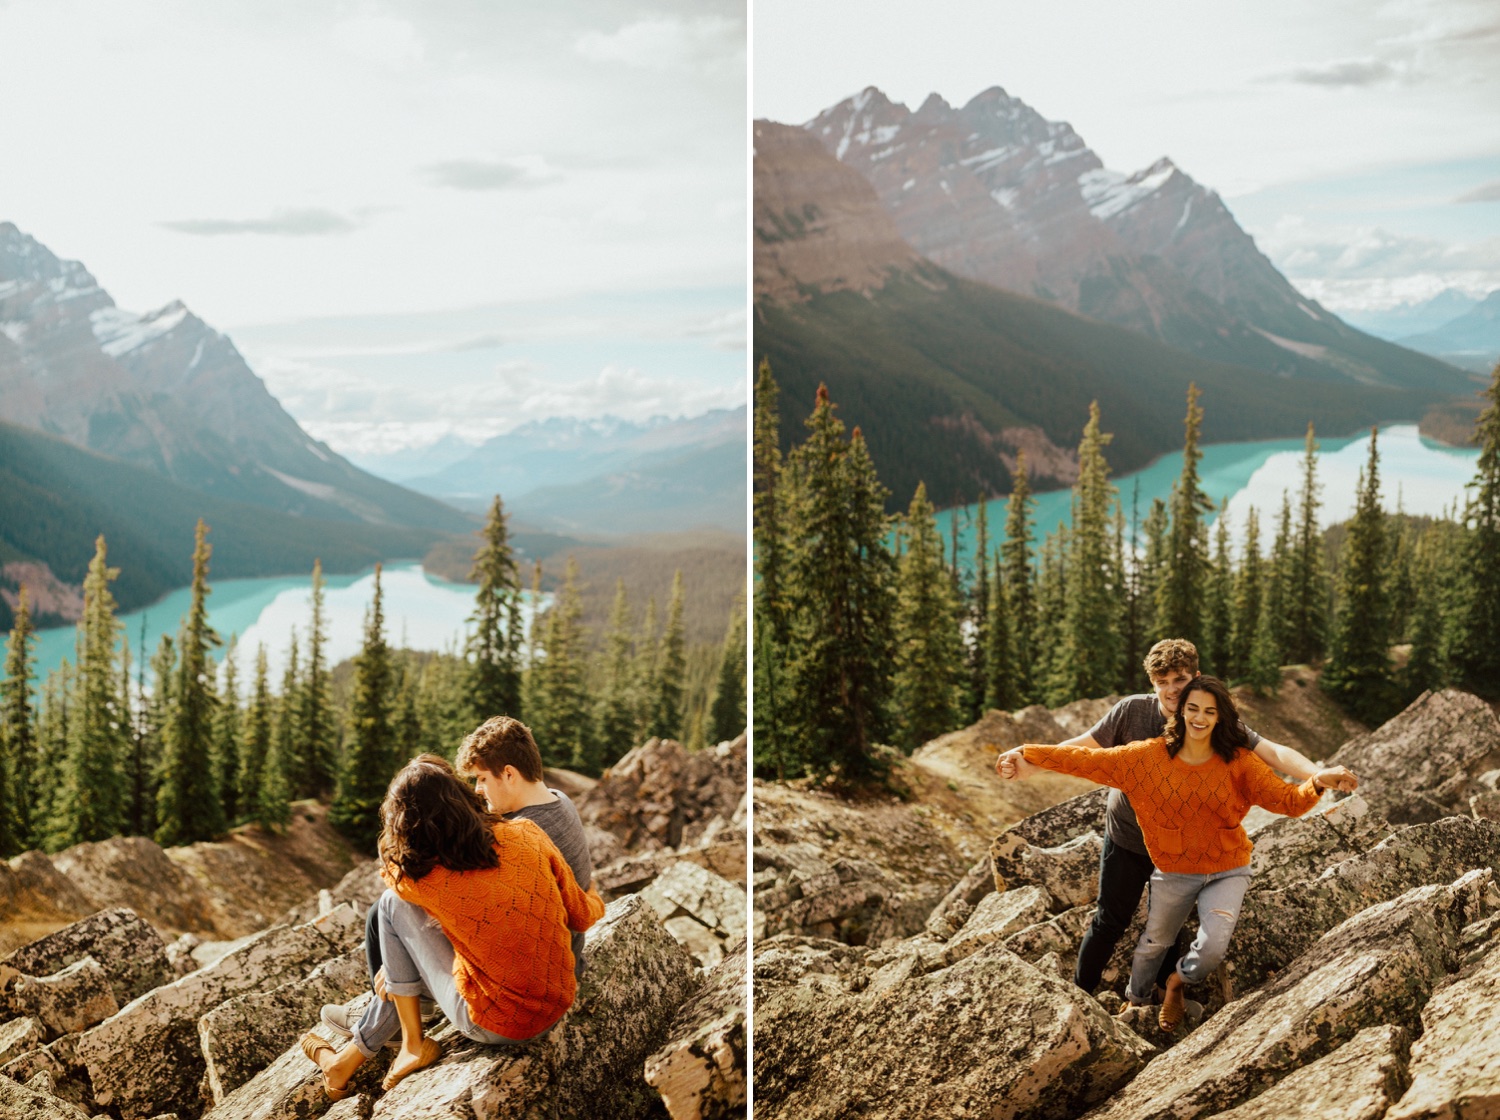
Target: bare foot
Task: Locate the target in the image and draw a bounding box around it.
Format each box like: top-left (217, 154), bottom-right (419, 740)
top-left (382, 1036), bottom-right (441, 1090)
top-left (1158, 973), bottom-right (1186, 1032)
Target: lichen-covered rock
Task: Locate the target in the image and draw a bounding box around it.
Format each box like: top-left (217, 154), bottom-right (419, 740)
top-left (996, 787), bottom-right (1110, 851)
top-left (49, 836), bottom-right (224, 935)
top-left (595, 830), bottom-right (748, 899)
top-left (0, 1070), bottom-right (92, 1120)
top-left (0, 1032), bottom-right (91, 1110)
top-left (943, 885), bottom-right (1054, 965)
top-left (199, 949), bottom-right (369, 1104)
top-left (1472, 788), bottom-right (1500, 822)
top-left (1083, 871), bottom-right (1495, 1120)
top-left (12, 955), bottom-right (119, 1036)
top-left (639, 861), bottom-right (746, 969)
top-left (1000, 905), bottom-right (1094, 967)
top-left (0, 1013), bottom-right (44, 1064)
top-left (578, 735), bottom-right (745, 852)
top-left (1229, 816), bottom-right (1500, 995)
top-left (922, 856), bottom-right (993, 938)
top-left (1383, 931), bottom-right (1500, 1119)
top-left (75, 907), bottom-right (361, 1119)
top-left (754, 942), bottom-right (1153, 1120)
top-left (1205, 1024), bottom-right (1412, 1120)
top-left (1244, 793), bottom-right (1393, 887)
top-left (644, 941), bottom-right (746, 1120)
top-left (989, 830), bottom-right (1101, 909)
top-left (1327, 689), bottom-right (1500, 825)
top-left (0, 907), bottom-right (175, 1006)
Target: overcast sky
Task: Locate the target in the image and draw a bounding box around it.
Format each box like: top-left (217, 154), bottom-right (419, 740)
top-left (754, 0), bottom-right (1500, 312)
top-left (0, 0), bottom-right (746, 454)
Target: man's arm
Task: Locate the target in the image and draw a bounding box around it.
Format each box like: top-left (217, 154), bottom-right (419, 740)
top-left (1252, 738), bottom-right (1358, 791)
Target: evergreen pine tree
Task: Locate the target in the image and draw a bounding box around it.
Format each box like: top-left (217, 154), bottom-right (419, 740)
top-left (1229, 509), bottom-right (1263, 681)
top-left (1156, 384), bottom-right (1213, 648)
top-left (984, 559), bottom-right (1019, 711)
top-left (649, 570), bottom-right (687, 743)
top-left (415, 647), bottom-right (471, 762)
top-left (782, 390), bottom-right (896, 779)
top-left (1002, 454), bottom-right (1038, 705)
top-left (1452, 363), bottom-right (1500, 698)
top-left (50, 537), bottom-right (129, 848)
top-left (709, 591), bottom-right (747, 743)
top-left (633, 596), bottom-right (660, 743)
top-left (892, 483), bottom-right (964, 748)
top-left (1264, 493), bottom-right (1294, 664)
top-left (1, 588), bottom-right (38, 853)
top-left (272, 634), bottom-right (301, 810)
top-left (523, 560), bottom-right (545, 723)
top-left (396, 667), bottom-right (422, 768)
top-left (156, 521), bottom-right (225, 846)
top-left (132, 636), bottom-right (174, 837)
top-left (213, 640), bottom-right (242, 824)
top-left (753, 358), bottom-right (792, 777)
top-left (256, 651), bottom-right (292, 833)
top-left (1201, 505), bottom-right (1234, 677)
top-left (1053, 402), bottom-right (1121, 702)
top-left (1034, 525), bottom-right (1068, 695)
top-left (595, 580), bottom-right (638, 767)
top-left (1286, 424), bottom-right (1329, 663)
top-left (468, 495), bottom-right (525, 722)
top-left (1403, 523), bottom-right (1452, 702)
top-left (1247, 597), bottom-right (1283, 695)
top-left (965, 500), bottom-right (990, 723)
top-left (1138, 498), bottom-right (1171, 647)
top-left (1323, 430), bottom-right (1399, 722)
top-left (296, 559), bottom-right (336, 799)
top-left (330, 564), bottom-right (396, 851)
top-left (34, 662), bottom-right (71, 842)
top-left (240, 645), bottom-right (272, 823)
top-left (532, 558), bottom-right (594, 769)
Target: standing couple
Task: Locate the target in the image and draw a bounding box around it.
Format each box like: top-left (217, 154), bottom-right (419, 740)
top-left (301, 715), bottom-right (604, 1099)
top-left (996, 639), bottom-right (1359, 1030)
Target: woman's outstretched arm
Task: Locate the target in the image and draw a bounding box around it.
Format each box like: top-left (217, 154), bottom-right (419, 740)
top-left (997, 742), bottom-right (1133, 789)
top-left (1238, 751), bottom-right (1324, 818)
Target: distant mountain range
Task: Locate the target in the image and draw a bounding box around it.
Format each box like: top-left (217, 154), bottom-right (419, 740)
top-left (1398, 290), bottom-right (1500, 375)
top-left (0, 223), bottom-right (470, 534)
top-left (1340, 289), bottom-right (1482, 341)
top-left (753, 116), bottom-right (1459, 509)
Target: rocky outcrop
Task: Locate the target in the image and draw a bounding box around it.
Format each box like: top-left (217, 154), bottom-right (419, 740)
top-left (0, 907), bottom-right (175, 1007)
top-left (11, 957), bottom-right (117, 1038)
top-left (1204, 1024), bottom-right (1412, 1120)
top-left (577, 735), bottom-right (746, 853)
top-left (0, 1069), bottom-right (92, 1119)
top-left (639, 862), bottom-right (746, 969)
top-left (644, 942), bottom-right (747, 1120)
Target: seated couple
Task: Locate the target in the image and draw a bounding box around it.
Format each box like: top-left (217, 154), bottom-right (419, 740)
top-left (997, 640), bottom-right (1358, 1031)
top-left (302, 716), bottom-right (604, 1098)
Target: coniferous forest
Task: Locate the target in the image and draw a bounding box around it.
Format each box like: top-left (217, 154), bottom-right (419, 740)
top-left (753, 357), bottom-right (1500, 781)
top-left (0, 496), bottom-right (747, 857)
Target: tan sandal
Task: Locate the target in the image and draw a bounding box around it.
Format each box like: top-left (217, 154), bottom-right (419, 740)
top-left (382, 1036), bottom-right (442, 1091)
top-left (1158, 974), bottom-right (1186, 1033)
top-left (300, 1031), bottom-right (353, 1101)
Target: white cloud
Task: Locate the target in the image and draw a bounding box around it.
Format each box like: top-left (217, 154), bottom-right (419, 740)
top-left (575, 15), bottom-right (743, 72)
top-left (159, 208), bottom-right (362, 237)
top-left (330, 13), bottom-right (424, 68)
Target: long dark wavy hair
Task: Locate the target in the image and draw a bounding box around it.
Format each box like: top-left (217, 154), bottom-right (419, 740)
top-left (378, 754), bottom-right (500, 883)
top-left (1163, 675), bottom-right (1249, 763)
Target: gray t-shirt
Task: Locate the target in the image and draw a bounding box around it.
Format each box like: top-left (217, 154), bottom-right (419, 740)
top-left (1087, 694), bottom-right (1262, 856)
top-left (505, 789), bottom-right (594, 979)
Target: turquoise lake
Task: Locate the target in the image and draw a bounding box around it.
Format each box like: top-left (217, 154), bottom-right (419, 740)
top-left (30, 562), bottom-right (544, 691)
top-left (934, 423), bottom-right (1481, 570)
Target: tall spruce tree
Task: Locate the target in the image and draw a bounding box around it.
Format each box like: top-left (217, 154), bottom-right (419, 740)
top-left (1002, 454), bottom-right (1037, 705)
top-left (1137, 498), bottom-right (1171, 647)
top-left (1035, 525), bottom-right (1068, 684)
top-left (532, 558), bottom-right (594, 770)
top-left (1052, 402), bottom-right (1120, 702)
top-left (133, 636), bottom-right (174, 837)
top-left (156, 521), bottom-right (225, 846)
top-left (984, 560), bottom-right (1019, 711)
top-left (596, 580), bottom-right (639, 766)
top-left (330, 564), bottom-right (396, 851)
top-left (1, 588), bottom-right (38, 853)
top-left (1202, 505), bottom-right (1234, 677)
top-left (753, 358), bottom-right (791, 776)
top-left (1229, 509), bottom-right (1263, 681)
top-left (892, 483), bottom-right (964, 749)
top-left (468, 495), bottom-right (525, 722)
top-left (256, 648), bottom-right (292, 832)
top-left (239, 645), bottom-right (272, 824)
top-left (1156, 384), bottom-right (1213, 647)
top-left (273, 634), bottom-right (301, 809)
top-left (782, 390), bottom-right (896, 779)
top-left (297, 559), bottom-right (336, 799)
top-left (1323, 430), bottom-right (1398, 722)
top-left (50, 537), bottom-right (129, 848)
top-left (212, 641), bottom-right (242, 824)
top-left (1403, 523), bottom-right (1453, 702)
top-left (1453, 363), bottom-right (1500, 698)
top-left (709, 591), bottom-right (747, 743)
top-left (648, 570), bottom-right (687, 745)
top-left (965, 500), bottom-right (990, 723)
top-left (1265, 494), bottom-right (1294, 665)
top-left (1286, 424), bottom-right (1329, 663)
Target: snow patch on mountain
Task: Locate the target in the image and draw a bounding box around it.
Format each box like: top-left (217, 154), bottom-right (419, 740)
top-left (1080, 159), bottom-right (1177, 221)
top-left (91, 302), bottom-right (190, 358)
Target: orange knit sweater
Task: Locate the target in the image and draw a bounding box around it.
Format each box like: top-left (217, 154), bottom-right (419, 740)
top-left (382, 817), bottom-right (606, 1040)
top-left (1021, 738), bottom-right (1322, 874)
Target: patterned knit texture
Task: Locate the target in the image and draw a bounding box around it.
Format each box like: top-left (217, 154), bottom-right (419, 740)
top-left (383, 817), bottom-right (606, 1040)
top-left (1021, 737), bottom-right (1321, 874)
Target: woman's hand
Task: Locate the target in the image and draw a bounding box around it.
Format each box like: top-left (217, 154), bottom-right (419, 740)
top-left (1313, 766), bottom-right (1358, 793)
top-left (995, 748), bottom-right (1040, 781)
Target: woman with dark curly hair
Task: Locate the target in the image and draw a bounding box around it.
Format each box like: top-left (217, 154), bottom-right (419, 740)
top-left (300, 754), bottom-right (605, 1098)
top-left (997, 675), bottom-right (1342, 1031)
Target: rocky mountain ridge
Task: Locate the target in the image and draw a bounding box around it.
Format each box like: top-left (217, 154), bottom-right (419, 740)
top-left (0, 735), bottom-right (749, 1119)
top-left (799, 86), bottom-right (1476, 396)
top-left (0, 222), bottom-right (469, 534)
top-left (753, 688), bottom-right (1500, 1118)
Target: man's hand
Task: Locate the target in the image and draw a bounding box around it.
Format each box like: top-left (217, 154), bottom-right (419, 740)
top-left (995, 748), bottom-right (1040, 781)
top-left (373, 965), bottom-right (389, 1002)
top-left (1314, 765), bottom-right (1359, 793)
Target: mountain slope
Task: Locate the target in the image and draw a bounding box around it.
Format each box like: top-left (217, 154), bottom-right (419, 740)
top-left (1400, 289), bottom-right (1500, 374)
top-left (801, 87), bottom-right (1475, 395)
top-left (0, 223), bottom-right (471, 533)
top-left (0, 419), bottom-right (442, 630)
top-left (753, 120), bottom-right (1442, 509)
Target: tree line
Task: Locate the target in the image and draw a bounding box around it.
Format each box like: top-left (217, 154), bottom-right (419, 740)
top-left (753, 358), bottom-right (1500, 780)
top-left (0, 496), bottom-right (747, 856)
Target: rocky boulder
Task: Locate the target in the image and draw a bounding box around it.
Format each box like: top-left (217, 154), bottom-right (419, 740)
top-left (639, 862), bottom-right (746, 970)
top-left (644, 941), bottom-right (747, 1120)
top-left (0, 907), bottom-right (175, 1007)
top-left (577, 735), bottom-right (746, 852)
top-left (1204, 1024), bottom-right (1412, 1120)
top-left (0, 1069), bottom-right (92, 1120)
top-left (1327, 689), bottom-right (1500, 825)
top-left (11, 956), bottom-right (118, 1038)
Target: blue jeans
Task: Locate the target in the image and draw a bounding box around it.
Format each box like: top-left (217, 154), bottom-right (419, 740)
top-left (1074, 835), bottom-right (1179, 994)
top-left (1127, 866), bottom-right (1252, 1005)
top-left (350, 889), bottom-right (521, 1056)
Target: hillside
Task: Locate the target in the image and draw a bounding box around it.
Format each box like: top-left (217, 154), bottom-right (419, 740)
top-left (0, 222), bottom-right (471, 535)
top-left (0, 419), bottom-right (447, 630)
